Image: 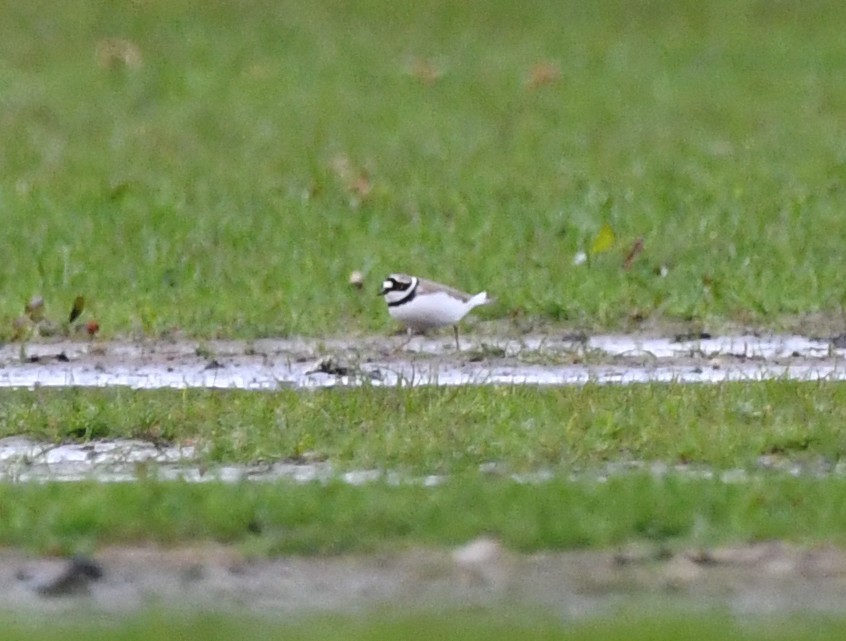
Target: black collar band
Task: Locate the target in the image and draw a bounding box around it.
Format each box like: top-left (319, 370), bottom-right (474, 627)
top-left (387, 286), bottom-right (417, 307)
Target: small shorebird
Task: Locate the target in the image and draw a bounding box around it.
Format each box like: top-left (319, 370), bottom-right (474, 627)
top-left (378, 273), bottom-right (491, 349)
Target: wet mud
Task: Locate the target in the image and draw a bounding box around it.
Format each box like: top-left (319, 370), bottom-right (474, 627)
top-left (0, 332), bottom-right (843, 390)
top-left (4, 540), bottom-right (846, 619)
top-left (1, 435), bottom-right (842, 484)
top-left (2, 333), bottom-right (846, 620)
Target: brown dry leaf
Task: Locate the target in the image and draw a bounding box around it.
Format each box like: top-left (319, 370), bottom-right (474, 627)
top-left (628, 308), bottom-right (647, 322)
top-left (329, 154), bottom-right (372, 202)
top-left (69, 296), bottom-right (85, 324)
top-left (407, 57), bottom-right (443, 85)
top-left (526, 61), bottom-right (561, 89)
top-left (622, 237), bottom-right (645, 270)
top-left (349, 175), bottom-right (372, 199)
top-left (96, 38), bottom-right (143, 71)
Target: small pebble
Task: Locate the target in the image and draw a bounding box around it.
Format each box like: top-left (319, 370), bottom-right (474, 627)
top-left (348, 270), bottom-right (365, 289)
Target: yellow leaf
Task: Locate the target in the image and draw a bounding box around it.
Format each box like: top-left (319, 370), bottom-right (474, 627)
top-left (590, 222), bottom-right (616, 255)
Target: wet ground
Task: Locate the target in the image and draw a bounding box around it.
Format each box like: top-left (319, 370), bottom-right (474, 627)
top-left (1, 434), bottom-right (842, 484)
top-left (5, 540), bottom-right (846, 618)
top-left (3, 332), bottom-right (846, 619)
top-left (0, 332), bottom-right (844, 390)
top-left (2, 331), bottom-right (845, 483)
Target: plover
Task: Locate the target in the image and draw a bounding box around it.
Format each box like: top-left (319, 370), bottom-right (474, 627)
top-left (378, 274), bottom-right (491, 349)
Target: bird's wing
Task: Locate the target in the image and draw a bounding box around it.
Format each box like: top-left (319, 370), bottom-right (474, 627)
top-left (415, 277), bottom-right (475, 302)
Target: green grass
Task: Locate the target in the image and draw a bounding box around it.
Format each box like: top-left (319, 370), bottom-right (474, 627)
top-left (1, 0), bottom-right (846, 337)
top-left (2, 380), bottom-right (845, 472)
top-left (4, 610), bottom-right (846, 641)
top-left (5, 381), bottom-right (846, 552)
top-left (4, 474), bottom-right (846, 554)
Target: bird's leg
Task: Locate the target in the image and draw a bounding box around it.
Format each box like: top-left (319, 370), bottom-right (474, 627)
top-left (390, 328), bottom-right (411, 354)
top-left (395, 327), bottom-right (414, 352)
top-left (453, 325), bottom-right (460, 351)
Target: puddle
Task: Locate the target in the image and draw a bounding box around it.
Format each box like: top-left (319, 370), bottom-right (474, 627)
top-left (1, 334), bottom-right (844, 482)
top-left (0, 436), bottom-right (423, 484)
top-left (1, 436), bottom-right (841, 485)
top-left (3, 359), bottom-right (846, 390)
top-left (0, 334), bottom-right (843, 390)
top-left (2, 335), bottom-right (845, 620)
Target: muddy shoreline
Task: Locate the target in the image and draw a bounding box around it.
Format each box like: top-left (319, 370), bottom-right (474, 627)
top-left (3, 333), bottom-right (846, 619)
top-left (0, 332), bottom-right (844, 390)
top-left (4, 540), bottom-right (846, 619)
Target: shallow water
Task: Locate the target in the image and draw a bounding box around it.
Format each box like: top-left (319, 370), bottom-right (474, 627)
top-left (0, 334), bottom-right (842, 390)
top-left (1, 434), bottom-right (839, 485)
top-left (0, 436), bottom-right (368, 484)
top-left (1, 334), bottom-right (844, 483)
top-left (4, 359), bottom-right (845, 390)
top-left (3, 335), bottom-right (845, 619)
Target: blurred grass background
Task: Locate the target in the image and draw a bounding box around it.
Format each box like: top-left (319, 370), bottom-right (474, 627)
top-left (1, 0), bottom-right (845, 337)
top-left (6, 609), bottom-right (846, 641)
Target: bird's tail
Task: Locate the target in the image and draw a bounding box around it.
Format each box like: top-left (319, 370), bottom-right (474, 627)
top-left (467, 291), bottom-right (492, 308)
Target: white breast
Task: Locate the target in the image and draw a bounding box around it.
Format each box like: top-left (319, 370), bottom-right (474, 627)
top-left (388, 292), bottom-right (475, 330)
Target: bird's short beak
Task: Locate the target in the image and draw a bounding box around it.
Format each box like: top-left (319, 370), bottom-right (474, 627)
top-left (377, 286), bottom-right (387, 296)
